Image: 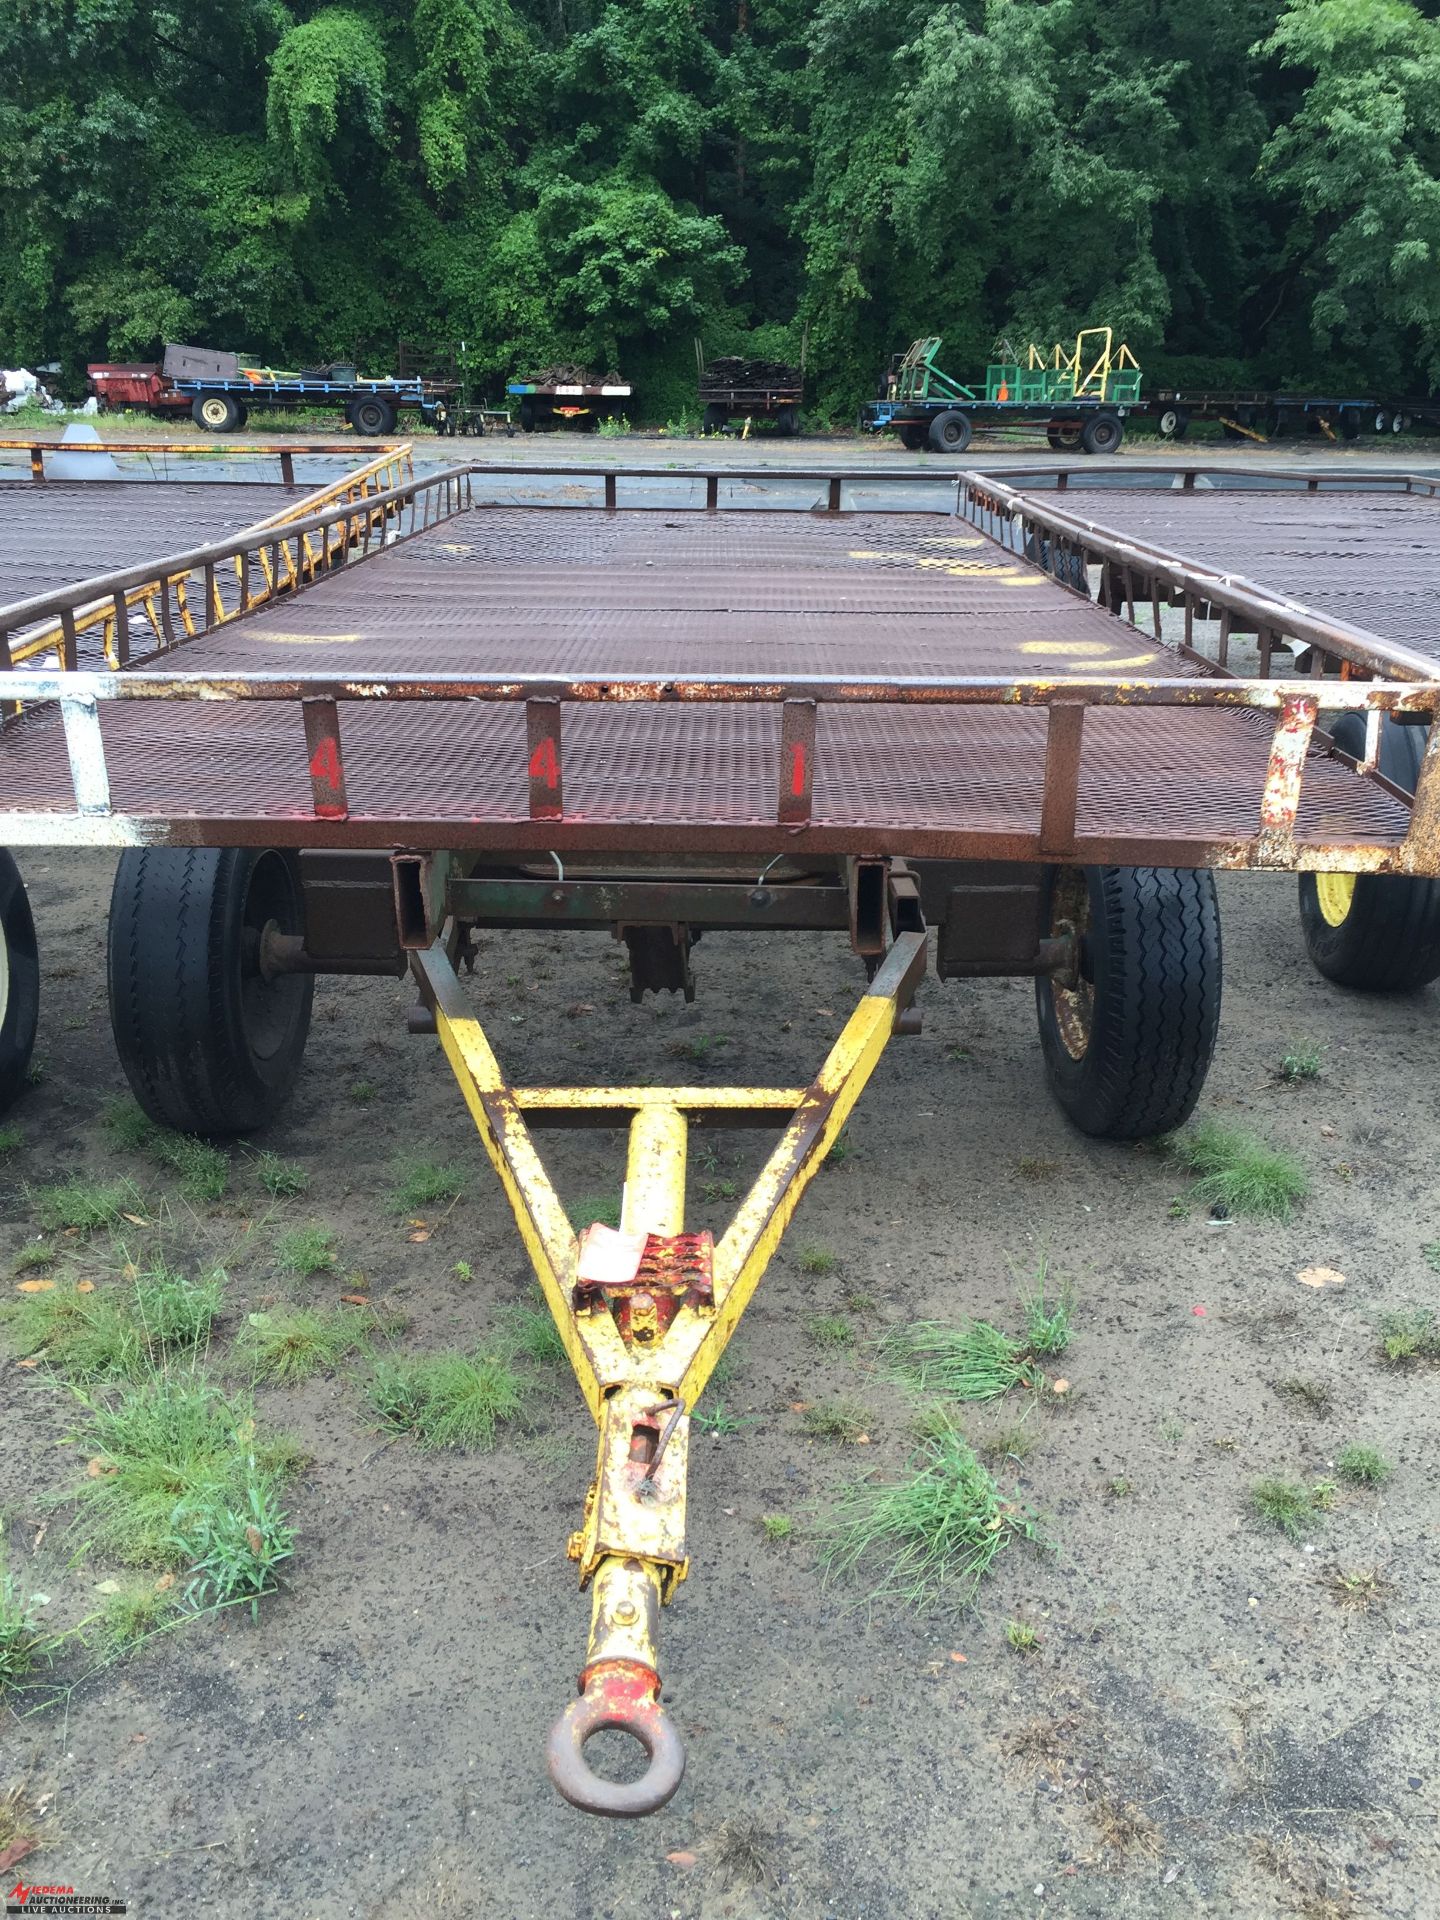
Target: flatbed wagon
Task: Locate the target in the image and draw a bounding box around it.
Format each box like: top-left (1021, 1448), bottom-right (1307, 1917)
top-left (506, 380), bottom-right (633, 431)
top-left (0, 461), bottom-right (1436, 1816)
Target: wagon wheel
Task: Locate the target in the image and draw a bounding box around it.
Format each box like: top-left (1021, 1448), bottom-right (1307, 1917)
top-left (1046, 422), bottom-right (1083, 451)
top-left (108, 848), bottom-right (314, 1135)
top-left (928, 410), bottom-right (972, 453)
top-left (1080, 412), bottom-right (1124, 455)
top-left (701, 403), bottom-right (727, 436)
top-left (0, 851), bottom-right (39, 1115)
top-left (1298, 716), bottom-right (1440, 991)
top-left (1035, 866), bottom-right (1221, 1139)
top-left (897, 423), bottom-right (928, 451)
top-left (349, 395), bottom-right (397, 437)
top-left (193, 392), bottom-right (242, 433)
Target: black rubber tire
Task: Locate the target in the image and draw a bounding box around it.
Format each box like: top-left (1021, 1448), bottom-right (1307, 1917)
top-left (108, 848), bottom-right (314, 1135)
top-left (928, 410), bottom-right (973, 453)
top-left (1080, 411), bottom-right (1124, 455)
top-left (0, 851), bottom-right (40, 1115)
top-left (1340, 408), bottom-right (1361, 441)
top-left (192, 392), bottom-right (242, 433)
top-left (702, 403), bottom-right (727, 435)
top-left (1298, 715), bottom-right (1440, 991)
top-left (348, 395), bottom-right (397, 437)
top-left (1023, 532), bottom-right (1088, 595)
top-left (1047, 422), bottom-right (1083, 451)
top-left (1035, 866), bottom-right (1222, 1140)
top-left (518, 397), bottom-right (537, 432)
top-left (772, 405), bottom-right (799, 437)
top-left (898, 423), bottom-right (928, 451)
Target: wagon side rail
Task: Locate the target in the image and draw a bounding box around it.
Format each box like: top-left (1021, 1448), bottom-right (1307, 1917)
top-left (3, 664), bottom-right (1437, 878)
top-left (0, 462), bottom-right (463, 675)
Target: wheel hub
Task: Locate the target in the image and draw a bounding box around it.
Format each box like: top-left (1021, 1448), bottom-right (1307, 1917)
top-left (1314, 871), bottom-right (1356, 927)
top-left (1048, 871), bottom-right (1094, 1060)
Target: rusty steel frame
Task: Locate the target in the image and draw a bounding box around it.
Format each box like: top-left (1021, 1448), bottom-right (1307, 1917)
top-left (0, 463), bottom-right (1435, 876)
top-left (410, 924), bottom-right (927, 1815)
top-left (5, 446), bottom-right (416, 671)
top-left (0, 438), bottom-right (401, 486)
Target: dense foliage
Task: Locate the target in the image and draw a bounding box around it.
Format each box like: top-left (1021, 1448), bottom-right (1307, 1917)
top-left (2, 0), bottom-right (1437, 413)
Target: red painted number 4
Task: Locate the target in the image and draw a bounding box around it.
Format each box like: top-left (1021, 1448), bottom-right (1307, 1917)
top-left (529, 736), bottom-right (559, 789)
top-left (309, 737), bottom-right (342, 788)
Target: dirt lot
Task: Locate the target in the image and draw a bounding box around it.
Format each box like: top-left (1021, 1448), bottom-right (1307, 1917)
top-left (0, 848), bottom-right (1436, 1920)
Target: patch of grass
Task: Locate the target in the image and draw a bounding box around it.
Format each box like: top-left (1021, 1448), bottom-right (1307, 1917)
top-left (699, 1176), bottom-right (738, 1202)
top-left (34, 1177), bottom-right (138, 1234)
top-left (0, 1557), bottom-right (59, 1695)
top-left (1005, 1619), bottom-right (1039, 1653)
top-left (452, 1260), bottom-right (474, 1282)
top-left (691, 1397), bottom-right (752, 1437)
top-left (349, 1080), bottom-right (377, 1105)
top-left (1376, 1306), bottom-right (1440, 1363)
top-left (824, 1128), bottom-right (855, 1167)
top-left (368, 1349), bottom-right (525, 1450)
top-left (1107, 1476), bottom-right (1133, 1498)
top-left (1274, 1376), bottom-right (1335, 1416)
top-left (1160, 1414), bottom-right (1185, 1446)
top-left (1324, 1565), bottom-right (1392, 1612)
top-left (496, 1295), bottom-right (567, 1369)
top-left (797, 1244), bottom-right (837, 1276)
top-left (708, 1817), bottom-right (781, 1895)
top-left (1016, 1156), bottom-right (1059, 1182)
top-left (800, 1397), bottom-right (871, 1442)
top-left (172, 1468), bottom-right (294, 1620)
top-left (980, 1420), bottom-right (1039, 1466)
top-left (99, 1582), bottom-right (175, 1651)
top-left (568, 1194), bottom-right (621, 1230)
top-left (806, 1311), bottom-right (853, 1349)
top-left (1335, 1443), bottom-right (1392, 1486)
top-left (1424, 1242), bottom-right (1440, 1275)
top-left (1278, 1038), bottom-right (1325, 1082)
top-left (665, 1032), bottom-right (730, 1064)
top-left (1086, 1786), bottom-right (1164, 1864)
top-left (0, 1126), bottom-right (23, 1153)
top-left (0, 1775), bottom-right (59, 1861)
top-left (103, 1101), bottom-right (228, 1201)
top-left (1168, 1118), bottom-right (1307, 1221)
top-left (389, 1159), bottom-right (465, 1214)
top-left (1250, 1475), bottom-right (1332, 1540)
top-left (843, 1290), bottom-right (877, 1314)
top-left (132, 1265), bottom-right (222, 1350)
top-left (883, 1319), bottom-right (1031, 1402)
top-left (275, 1225), bottom-right (337, 1276)
top-left (59, 1376), bottom-right (298, 1569)
top-left (3, 1284), bottom-right (140, 1381)
top-left (817, 1419), bottom-right (1039, 1612)
top-left (255, 1152), bottom-right (309, 1199)
top-left (237, 1305), bottom-right (374, 1383)
top-left (760, 1513), bottom-right (793, 1543)
top-left (12, 1244), bottom-right (55, 1273)
top-left (1017, 1258), bottom-right (1073, 1356)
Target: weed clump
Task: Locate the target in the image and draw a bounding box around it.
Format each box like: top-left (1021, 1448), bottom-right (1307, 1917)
top-left (34, 1178), bottom-right (138, 1234)
top-left (568, 1194), bottom-right (621, 1230)
top-left (369, 1350), bottom-right (525, 1450)
top-left (1169, 1119), bottom-right (1307, 1221)
top-left (4, 1266), bottom-right (220, 1381)
top-left (806, 1311), bottom-right (853, 1350)
top-left (237, 1305), bottom-right (374, 1383)
top-left (817, 1419), bottom-right (1039, 1612)
top-left (1250, 1475), bottom-right (1334, 1540)
top-left (496, 1295), bottom-right (567, 1369)
top-left (1278, 1039), bottom-right (1325, 1082)
top-left (0, 1557), bottom-right (58, 1695)
top-left (1335, 1443), bottom-right (1392, 1486)
top-left (389, 1159), bottom-right (466, 1213)
top-left (255, 1152), bottom-right (309, 1199)
top-left (800, 1398), bottom-right (871, 1442)
top-left (1377, 1307), bottom-right (1440, 1363)
top-left (883, 1320), bottom-right (1031, 1401)
top-left (1017, 1259), bottom-right (1073, 1356)
top-left (275, 1226), bottom-right (337, 1276)
top-left (103, 1101), bottom-right (228, 1201)
top-left (760, 1514), bottom-right (793, 1543)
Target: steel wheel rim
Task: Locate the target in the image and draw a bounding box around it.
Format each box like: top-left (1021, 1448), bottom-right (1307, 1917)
top-left (201, 398), bottom-right (228, 427)
top-left (1315, 871), bottom-right (1357, 927)
top-left (1048, 871), bottom-right (1094, 1060)
top-left (240, 853), bottom-right (306, 1062)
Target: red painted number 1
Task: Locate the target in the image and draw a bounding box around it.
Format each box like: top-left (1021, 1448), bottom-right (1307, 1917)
top-left (529, 737), bottom-right (559, 789)
top-left (789, 741), bottom-right (807, 797)
top-left (309, 737), bottom-right (341, 787)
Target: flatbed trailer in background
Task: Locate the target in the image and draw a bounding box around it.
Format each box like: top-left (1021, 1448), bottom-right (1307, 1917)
top-left (507, 380), bottom-right (633, 431)
top-left (1, 461), bottom-right (1437, 1819)
top-left (1147, 391), bottom-right (1439, 442)
top-left (698, 354), bottom-right (804, 436)
top-left (865, 330), bottom-right (1142, 455)
top-left (88, 347), bottom-right (456, 436)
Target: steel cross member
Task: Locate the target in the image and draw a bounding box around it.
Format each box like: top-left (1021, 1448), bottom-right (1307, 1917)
top-left (411, 928), bottom-right (927, 1815)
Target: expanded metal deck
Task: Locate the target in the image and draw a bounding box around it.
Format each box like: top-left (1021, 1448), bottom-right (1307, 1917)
top-left (0, 499), bottom-right (1418, 861)
top-left (0, 482), bottom-right (297, 610)
top-left (1008, 481), bottom-right (1440, 665)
